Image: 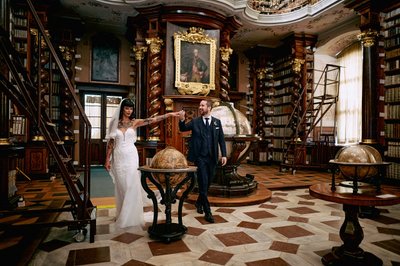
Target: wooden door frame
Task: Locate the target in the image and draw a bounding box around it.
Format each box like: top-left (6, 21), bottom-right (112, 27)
top-left (77, 83), bottom-right (128, 166)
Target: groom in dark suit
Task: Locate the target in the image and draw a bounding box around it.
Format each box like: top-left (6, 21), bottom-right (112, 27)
top-left (178, 99), bottom-right (227, 223)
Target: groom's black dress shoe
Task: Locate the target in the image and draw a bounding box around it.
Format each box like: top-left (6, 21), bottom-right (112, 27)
top-left (204, 213), bottom-right (215, 223)
top-left (195, 203), bottom-right (203, 214)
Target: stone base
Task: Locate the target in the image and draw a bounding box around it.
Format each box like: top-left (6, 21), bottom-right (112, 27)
top-left (185, 183), bottom-right (271, 207)
top-left (208, 181), bottom-right (258, 197)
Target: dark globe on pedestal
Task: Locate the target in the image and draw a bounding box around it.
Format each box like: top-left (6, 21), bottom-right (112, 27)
top-left (150, 146), bottom-right (188, 186)
top-left (335, 144), bottom-right (382, 180)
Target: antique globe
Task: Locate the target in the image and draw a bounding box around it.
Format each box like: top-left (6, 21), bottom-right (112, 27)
top-left (207, 101), bottom-right (259, 197)
top-left (335, 144), bottom-right (382, 180)
top-left (211, 102), bottom-right (253, 159)
top-left (150, 146), bottom-right (188, 186)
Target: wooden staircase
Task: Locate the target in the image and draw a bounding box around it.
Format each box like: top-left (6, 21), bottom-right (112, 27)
top-left (0, 0), bottom-right (95, 243)
top-left (281, 64), bottom-right (340, 173)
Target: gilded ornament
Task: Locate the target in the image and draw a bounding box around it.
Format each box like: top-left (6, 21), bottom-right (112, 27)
top-left (357, 29), bottom-right (379, 47)
top-left (59, 46), bottom-right (74, 61)
top-left (292, 58), bottom-right (305, 73)
top-left (132, 46), bottom-right (148, 60)
top-left (220, 47), bottom-right (233, 62)
top-left (173, 27), bottom-right (214, 43)
top-left (145, 37), bottom-right (163, 54)
top-left (256, 68), bottom-right (268, 80)
top-left (163, 98), bottom-right (174, 111)
top-left (30, 28), bottom-right (49, 48)
top-left (0, 138), bottom-right (10, 145)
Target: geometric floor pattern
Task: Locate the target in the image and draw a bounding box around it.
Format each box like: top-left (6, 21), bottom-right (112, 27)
top-left (30, 188), bottom-right (400, 265)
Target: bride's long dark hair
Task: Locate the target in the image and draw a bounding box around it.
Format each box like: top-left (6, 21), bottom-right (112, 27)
top-left (119, 98), bottom-right (135, 120)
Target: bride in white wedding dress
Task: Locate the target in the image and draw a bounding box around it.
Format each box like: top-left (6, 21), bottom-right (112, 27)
top-left (104, 98), bottom-right (181, 228)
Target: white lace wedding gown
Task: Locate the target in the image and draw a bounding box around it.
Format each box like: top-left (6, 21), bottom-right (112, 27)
top-left (109, 127), bottom-right (147, 228)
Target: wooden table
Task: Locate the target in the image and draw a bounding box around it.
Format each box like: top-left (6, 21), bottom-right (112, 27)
top-left (309, 183), bottom-right (400, 266)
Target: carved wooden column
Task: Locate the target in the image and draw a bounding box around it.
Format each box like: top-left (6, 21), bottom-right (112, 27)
top-left (219, 17), bottom-right (242, 102)
top-left (0, 59), bottom-right (9, 144)
top-left (292, 58), bottom-right (305, 140)
top-left (255, 68), bottom-right (267, 139)
top-left (0, 92), bottom-right (9, 145)
top-left (30, 29), bottom-right (48, 140)
top-left (145, 36), bottom-right (164, 141)
top-left (219, 30), bottom-right (233, 102)
top-left (292, 58), bottom-right (306, 164)
top-left (132, 45), bottom-right (147, 140)
top-left (59, 46), bottom-right (74, 141)
top-left (0, 0), bottom-right (8, 142)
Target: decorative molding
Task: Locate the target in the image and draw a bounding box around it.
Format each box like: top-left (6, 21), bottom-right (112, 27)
top-left (244, 0), bottom-right (344, 24)
top-left (248, 0), bottom-right (320, 15)
top-left (174, 27), bottom-right (215, 44)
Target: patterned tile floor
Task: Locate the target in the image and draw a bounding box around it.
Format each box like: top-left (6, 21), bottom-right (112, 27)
top-left (28, 164), bottom-right (400, 266)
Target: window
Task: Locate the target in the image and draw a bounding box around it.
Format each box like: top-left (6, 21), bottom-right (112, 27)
top-left (336, 42), bottom-right (362, 145)
top-left (84, 94), bottom-right (122, 139)
top-left (83, 94), bottom-right (123, 165)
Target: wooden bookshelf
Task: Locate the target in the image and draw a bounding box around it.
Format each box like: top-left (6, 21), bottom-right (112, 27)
top-left (384, 5), bottom-right (400, 181)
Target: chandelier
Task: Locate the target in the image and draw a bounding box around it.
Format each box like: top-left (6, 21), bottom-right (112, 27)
top-left (248, 0), bottom-right (320, 14)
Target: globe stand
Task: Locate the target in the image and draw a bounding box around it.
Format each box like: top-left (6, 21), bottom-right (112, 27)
top-left (139, 166), bottom-right (197, 243)
top-left (321, 204), bottom-right (383, 266)
top-left (310, 183), bottom-right (400, 266)
top-left (329, 160), bottom-right (390, 194)
top-left (210, 135), bottom-right (259, 197)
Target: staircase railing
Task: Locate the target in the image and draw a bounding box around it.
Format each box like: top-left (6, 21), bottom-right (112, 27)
top-left (0, 0), bottom-right (95, 242)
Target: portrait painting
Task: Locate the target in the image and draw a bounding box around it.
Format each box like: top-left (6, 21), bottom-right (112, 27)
top-left (180, 42), bottom-right (210, 83)
top-left (174, 27), bottom-right (216, 96)
top-left (91, 33), bottom-right (120, 83)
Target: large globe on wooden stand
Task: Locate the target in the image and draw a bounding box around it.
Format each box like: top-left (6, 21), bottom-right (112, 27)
top-left (150, 146), bottom-right (188, 187)
top-left (211, 102), bottom-right (252, 160)
top-left (335, 144), bottom-right (382, 180)
top-left (207, 101), bottom-right (260, 197)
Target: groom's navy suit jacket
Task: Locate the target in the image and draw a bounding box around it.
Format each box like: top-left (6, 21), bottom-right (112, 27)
top-left (179, 116), bottom-right (227, 164)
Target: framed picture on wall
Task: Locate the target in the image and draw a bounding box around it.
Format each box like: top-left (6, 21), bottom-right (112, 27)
top-left (174, 27), bottom-right (216, 95)
top-left (91, 34), bottom-right (120, 83)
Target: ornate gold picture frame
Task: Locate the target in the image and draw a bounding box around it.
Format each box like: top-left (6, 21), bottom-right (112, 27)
top-left (174, 27), bottom-right (216, 96)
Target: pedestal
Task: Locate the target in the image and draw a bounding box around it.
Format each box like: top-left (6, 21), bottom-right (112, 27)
top-left (309, 183), bottom-right (400, 266)
top-left (139, 166), bottom-right (197, 243)
top-left (210, 135), bottom-right (260, 197)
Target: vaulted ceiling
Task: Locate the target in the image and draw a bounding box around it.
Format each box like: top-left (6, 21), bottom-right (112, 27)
top-left (59, 0), bottom-right (360, 56)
